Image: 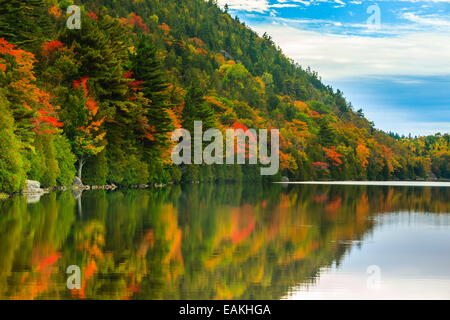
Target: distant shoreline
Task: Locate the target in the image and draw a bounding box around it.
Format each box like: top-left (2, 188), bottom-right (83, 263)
top-left (275, 181), bottom-right (450, 187)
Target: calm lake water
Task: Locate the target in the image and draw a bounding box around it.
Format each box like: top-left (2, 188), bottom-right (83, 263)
top-left (0, 183), bottom-right (449, 300)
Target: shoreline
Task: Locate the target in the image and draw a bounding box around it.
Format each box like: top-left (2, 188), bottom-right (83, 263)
top-left (2, 179), bottom-right (450, 200)
top-left (0, 182), bottom-right (174, 199)
top-left (275, 181), bottom-right (450, 187)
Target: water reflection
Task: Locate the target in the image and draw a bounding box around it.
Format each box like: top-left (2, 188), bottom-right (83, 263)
top-left (0, 184), bottom-right (449, 299)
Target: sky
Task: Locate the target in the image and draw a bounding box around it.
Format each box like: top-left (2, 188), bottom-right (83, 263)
top-left (216, 0), bottom-right (450, 136)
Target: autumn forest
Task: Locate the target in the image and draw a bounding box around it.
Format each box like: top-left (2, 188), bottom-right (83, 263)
top-left (0, 0), bottom-right (449, 194)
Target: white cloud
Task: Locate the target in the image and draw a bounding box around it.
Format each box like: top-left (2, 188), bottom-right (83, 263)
top-left (217, 0), bottom-right (450, 12)
top-left (217, 0), bottom-right (270, 13)
top-left (216, 0), bottom-right (301, 12)
top-left (402, 12), bottom-right (450, 26)
top-left (251, 24), bottom-right (450, 79)
top-left (270, 3), bottom-right (301, 8)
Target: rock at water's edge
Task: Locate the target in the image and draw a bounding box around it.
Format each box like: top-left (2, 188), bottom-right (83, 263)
top-left (22, 180), bottom-right (47, 204)
top-left (72, 177), bottom-right (83, 188)
top-left (26, 180), bottom-right (41, 190)
top-left (22, 180), bottom-right (45, 195)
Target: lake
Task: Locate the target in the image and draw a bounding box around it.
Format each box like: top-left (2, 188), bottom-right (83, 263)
top-left (0, 182), bottom-right (449, 300)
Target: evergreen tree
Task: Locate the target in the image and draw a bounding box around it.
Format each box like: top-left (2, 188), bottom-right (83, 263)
top-left (59, 13), bottom-right (144, 182)
top-left (0, 0), bottom-right (50, 47)
top-left (318, 118), bottom-right (336, 147)
top-left (132, 36), bottom-right (174, 157)
top-left (182, 85), bottom-right (215, 132)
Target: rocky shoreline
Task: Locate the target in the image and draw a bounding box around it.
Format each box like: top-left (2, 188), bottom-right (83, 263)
top-left (11, 178), bottom-right (172, 201)
top-left (2, 176), bottom-right (446, 201)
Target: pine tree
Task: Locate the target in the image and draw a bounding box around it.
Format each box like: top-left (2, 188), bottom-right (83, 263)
top-left (182, 85), bottom-right (215, 132)
top-left (131, 36), bottom-right (174, 157)
top-left (59, 13), bottom-right (141, 181)
top-left (318, 118), bottom-right (336, 147)
top-left (0, 0), bottom-right (50, 47)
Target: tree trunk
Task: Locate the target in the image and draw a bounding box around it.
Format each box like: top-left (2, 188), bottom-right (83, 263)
top-left (77, 156), bottom-right (85, 179)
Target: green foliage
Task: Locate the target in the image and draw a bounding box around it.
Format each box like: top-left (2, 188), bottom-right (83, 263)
top-left (308, 100), bottom-right (331, 114)
top-left (132, 36), bottom-right (174, 157)
top-left (0, 93), bottom-right (26, 193)
top-left (83, 149), bottom-right (108, 186)
top-left (54, 135), bottom-right (76, 186)
top-left (58, 0), bottom-right (73, 11)
top-left (0, 0), bottom-right (50, 47)
top-left (182, 165), bottom-right (200, 184)
top-left (182, 85), bottom-right (215, 131)
top-left (108, 153), bottom-right (149, 186)
top-left (168, 166), bottom-right (182, 183)
top-left (318, 118), bottom-right (336, 147)
top-left (29, 134), bottom-right (60, 188)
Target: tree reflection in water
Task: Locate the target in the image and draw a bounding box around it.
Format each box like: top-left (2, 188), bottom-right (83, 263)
top-left (0, 184), bottom-right (448, 299)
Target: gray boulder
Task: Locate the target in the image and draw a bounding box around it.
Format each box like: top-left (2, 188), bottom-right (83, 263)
top-left (429, 172), bottom-right (438, 181)
top-left (72, 177), bottom-right (83, 188)
top-left (22, 180), bottom-right (47, 203)
top-left (26, 180), bottom-right (41, 190)
top-left (22, 180), bottom-right (45, 195)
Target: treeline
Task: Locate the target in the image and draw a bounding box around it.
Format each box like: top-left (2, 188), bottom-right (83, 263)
top-left (0, 0), bottom-right (448, 194)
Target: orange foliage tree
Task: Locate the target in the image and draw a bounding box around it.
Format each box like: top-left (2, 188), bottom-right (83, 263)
top-left (0, 38), bottom-right (62, 144)
top-left (323, 146), bottom-right (343, 167)
top-left (356, 143), bottom-right (370, 169)
top-left (70, 77), bottom-right (106, 178)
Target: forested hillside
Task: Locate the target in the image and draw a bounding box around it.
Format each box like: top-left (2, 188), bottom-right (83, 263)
top-left (0, 0), bottom-right (448, 193)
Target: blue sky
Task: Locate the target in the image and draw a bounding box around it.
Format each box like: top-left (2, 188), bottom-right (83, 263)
top-left (217, 0), bottom-right (450, 136)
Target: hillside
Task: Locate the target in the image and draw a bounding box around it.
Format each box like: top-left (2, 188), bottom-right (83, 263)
top-left (0, 0), bottom-right (448, 193)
